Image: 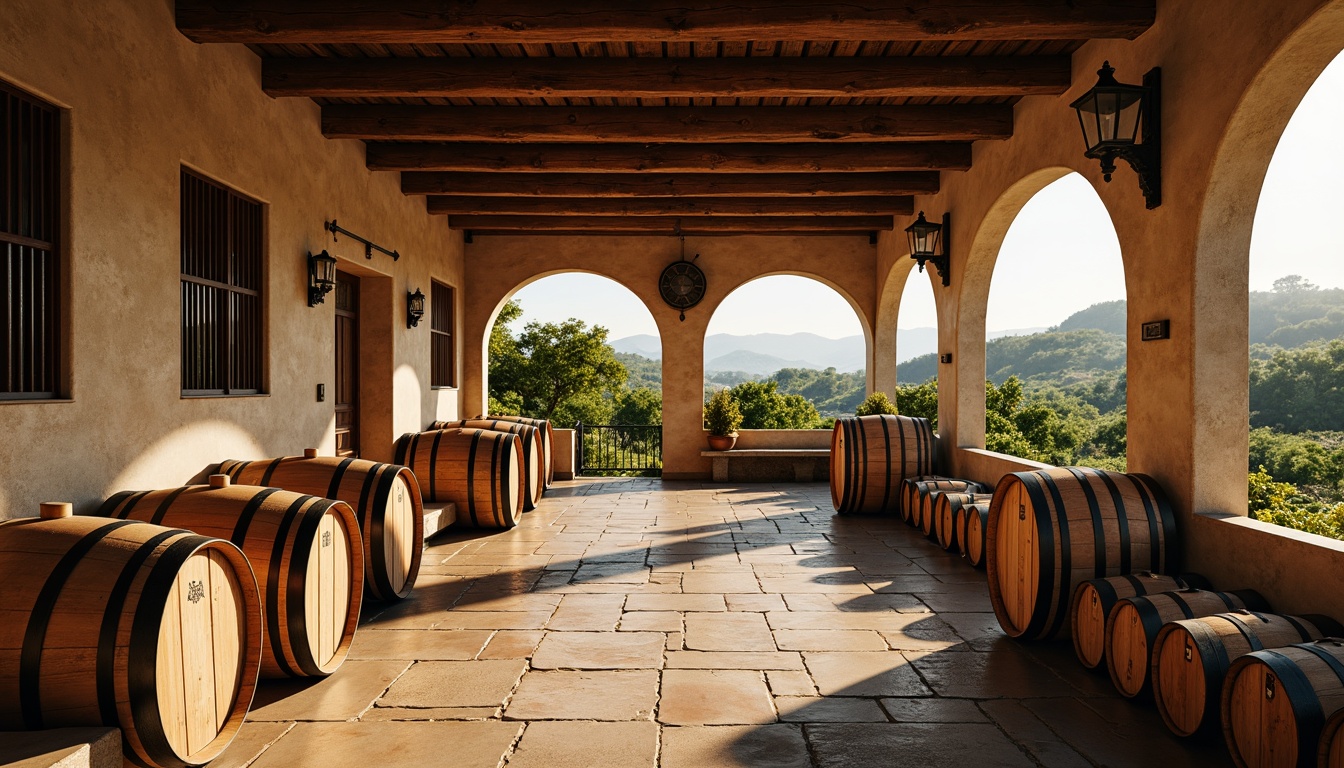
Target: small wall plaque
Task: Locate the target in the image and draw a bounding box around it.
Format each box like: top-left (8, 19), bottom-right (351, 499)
top-left (939, 353), bottom-right (953, 364)
top-left (1141, 320), bottom-right (1170, 341)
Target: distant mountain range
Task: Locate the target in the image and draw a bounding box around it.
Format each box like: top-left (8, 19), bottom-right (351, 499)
top-left (611, 327), bottom-right (1046, 376)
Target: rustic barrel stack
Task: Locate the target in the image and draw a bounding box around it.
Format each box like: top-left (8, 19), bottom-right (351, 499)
top-left (829, 415), bottom-right (935, 515)
top-left (397, 426), bottom-right (527, 528)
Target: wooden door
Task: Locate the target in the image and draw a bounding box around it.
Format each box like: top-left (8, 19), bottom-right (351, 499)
top-left (334, 271), bottom-right (359, 457)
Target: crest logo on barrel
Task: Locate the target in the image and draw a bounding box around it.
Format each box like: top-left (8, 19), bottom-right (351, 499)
top-left (187, 579), bottom-right (205, 604)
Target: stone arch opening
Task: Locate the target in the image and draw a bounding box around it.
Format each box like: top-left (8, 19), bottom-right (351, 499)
top-left (960, 170), bottom-right (1127, 467)
top-left (1192, 0), bottom-right (1344, 517)
top-left (703, 273), bottom-right (869, 425)
top-left (483, 270), bottom-right (663, 429)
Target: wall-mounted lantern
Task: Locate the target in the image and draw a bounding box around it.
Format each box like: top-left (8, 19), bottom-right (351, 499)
top-left (1070, 61), bottom-right (1162, 209)
top-left (905, 211), bottom-right (950, 286)
top-left (308, 250), bottom-right (338, 306)
top-left (407, 288), bottom-right (426, 328)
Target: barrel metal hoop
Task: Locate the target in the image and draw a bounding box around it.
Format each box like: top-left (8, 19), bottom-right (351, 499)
top-left (1223, 612), bottom-right (1266, 652)
top-left (1183, 621), bottom-right (1231, 726)
top-left (465, 430), bottom-right (481, 526)
top-left (258, 457), bottom-right (288, 487)
top-left (127, 535), bottom-right (215, 768)
top-left (327, 457), bottom-right (356, 503)
top-left (1254, 651), bottom-right (1329, 752)
top-left (97, 529), bottom-right (182, 725)
top-left (1094, 469), bottom-right (1133, 575)
top-left (854, 417), bottom-right (869, 513)
top-left (1130, 473), bottom-right (1175, 574)
top-left (1066, 468), bottom-right (1108, 579)
top-left (149, 486), bottom-right (192, 526)
top-left (879, 416), bottom-right (894, 515)
top-left (1035, 472), bottom-right (1072, 638)
top-left (366, 465), bottom-right (394, 596)
top-left (1016, 472), bottom-right (1057, 638)
top-left (429, 430), bottom-right (445, 504)
top-left (492, 434), bottom-right (507, 527)
top-left (20, 519), bottom-right (141, 729)
top-left (99, 490), bottom-right (150, 518)
top-left (265, 494), bottom-right (318, 676)
top-left (285, 499), bottom-right (330, 676)
top-left (230, 488), bottom-right (283, 545)
top-left (1092, 578), bottom-right (1122, 617)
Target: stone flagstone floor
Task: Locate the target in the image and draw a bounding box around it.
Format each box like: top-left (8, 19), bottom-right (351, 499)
top-left (212, 479), bottom-right (1231, 768)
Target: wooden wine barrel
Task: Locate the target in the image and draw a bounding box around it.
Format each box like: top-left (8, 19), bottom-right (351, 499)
top-left (986, 466), bottom-right (1179, 641)
top-left (0, 508), bottom-right (262, 768)
top-left (900, 476), bottom-right (945, 525)
top-left (1153, 611), bottom-right (1343, 738)
top-left (431, 419), bottom-right (543, 509)
top-left (396, 428), bottom-right (525, 529)
top-left (935, 493), bottom-right (992, 552)
top-left (1222, 639), bottom-right (1344, 768)
top-left (1071, 572), bottom-right (1196, 671)
top-left (913, 479), bottom-right (984, 531)
top-left (1320, 708), bottom-right (1344, 768)
top-left (830, 415), bottom-right (935, 516)
top-left (473, 414), bottom-right (555, 487)
top-left (1105, 588), bottom-right (1270, 698)
top-left (100, 478), bottom-right (363, 678)
top-left (961, 502), bottom-right (992, 568)
top-left (219, 451), bottom-right (423, 603)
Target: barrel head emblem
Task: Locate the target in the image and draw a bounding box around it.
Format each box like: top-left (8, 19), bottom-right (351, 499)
top-left (1018, 503), bottom-right (1026, 521)
top-left (187, 580), bottom-right (205, 604)
top-left (322, 530), bottom-right (332, 548)
top-left (1265, 672), bottom-right (1276, 700)
top-left (1184, 640), bottom-right (1192, 662)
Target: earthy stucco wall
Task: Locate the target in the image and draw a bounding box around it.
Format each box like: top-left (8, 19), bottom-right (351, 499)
top-left (0, 0), bottom-right (464, 519)
top-left (461, 234), bottom-right (875, 479)
top-left (868, 0), bottom-right (1344, 616)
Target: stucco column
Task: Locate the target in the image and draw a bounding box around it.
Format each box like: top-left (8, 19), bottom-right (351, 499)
top-left (658, 312), bottom-right (709, 480)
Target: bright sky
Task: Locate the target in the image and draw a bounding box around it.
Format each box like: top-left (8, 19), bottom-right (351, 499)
top-left (511, 54), bottom-right (1344, 340)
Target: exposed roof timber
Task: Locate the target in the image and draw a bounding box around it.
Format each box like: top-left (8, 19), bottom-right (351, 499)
top-left (264, 56), bottom-right (1071, 100)
top-left (177, 1), bottom-right (1156, 44)
top-left (325, 105), bottom-right (1013, 143)
top-left (368, 142), bottom-right (972, 173)
top-left (403, 171), bottom-right (939, 197)
top-left (447, 215), bottom-right (895, 233)
top-left (426, 196), bottom-right (914, 216)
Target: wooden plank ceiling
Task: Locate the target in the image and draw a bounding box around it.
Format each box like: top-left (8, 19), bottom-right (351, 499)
top-left (177, 1), bottom-right (1156, 236)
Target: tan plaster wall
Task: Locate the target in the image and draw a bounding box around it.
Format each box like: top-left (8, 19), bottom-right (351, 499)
top-left (461, 234), bottom-right (875, 479)
top-left (867, 0), bottom-right (1344, 616)
top-left (0, 0), bottom-right (463, 518)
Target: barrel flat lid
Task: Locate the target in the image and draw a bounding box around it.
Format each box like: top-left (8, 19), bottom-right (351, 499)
top-left (303, 508), bottom-right (355, 671)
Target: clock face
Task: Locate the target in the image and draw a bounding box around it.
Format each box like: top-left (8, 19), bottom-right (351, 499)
top-left (659, 261), bottom-right (706, 310)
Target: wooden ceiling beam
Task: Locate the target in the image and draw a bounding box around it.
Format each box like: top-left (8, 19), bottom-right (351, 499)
top-left (325, 105), bottom-right (1012, 143)
top-left (178, 1), bottom-right (1156, 44)
top-left (265, 55), bottom-right (1070, 99)
top-left (447, 215), bottom-right (894, 233)
top-left (426, 196), bottom-right (914, 216)
top-left (403, 171), bottom-right (938, 197)
top-left (367, 142), bottom-right (972, 173)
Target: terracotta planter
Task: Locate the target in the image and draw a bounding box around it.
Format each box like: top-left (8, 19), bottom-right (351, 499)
top-left (707, 433), bottom-right (738, 451)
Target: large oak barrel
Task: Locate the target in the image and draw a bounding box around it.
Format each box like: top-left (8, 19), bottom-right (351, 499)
top-left (961, 502), bottom-right (992, 568)
top-left (1105, 588), bottom-right (1270, 698)
top-left (986, 466), bottom-right (1179, 641)
top-left (934, 493), bottom-right (992, 551)
top-left (472, 414), bottom-right (554, 487)
top-left (396, 428), bottom-right (525, 529)
top-left (1070, 572), bottom-right (1198, 671)
top-left (1321, 708), bottom-right (1344, 768)
top-left (0, 507), bottom-right (262, 768)
top-left (1153, 611), bottom-right (1343, 738)
top-left (830, 415), bottom-right (935, 515)
top-left (219, 451), bottom-right (423, 603)
top-left (100, 478), bottom-right (363, 678)
top-left (1222, 639), bottom-right (1344, 768)
top-left (432, 419), bottom-right (543, 509)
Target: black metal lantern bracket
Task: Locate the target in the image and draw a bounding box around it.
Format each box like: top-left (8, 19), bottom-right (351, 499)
top-left (407, 288), bottom-right (426, 329)
top-left (307, 250), bottom-right (338, 307)
top-left (1072, 64), bottom-right (1162, 209)
top-left (326, 219), bottom-right (400, 261)
top-left (905, 211), bottom-right (951, 287)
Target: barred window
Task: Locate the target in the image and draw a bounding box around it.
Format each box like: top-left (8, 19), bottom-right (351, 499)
top-left (181, 169), bottom-right (263, 395)
top-left (1, 81), bottom-right (60, 399)
top-left (431, 281), bottom-right (454, 388)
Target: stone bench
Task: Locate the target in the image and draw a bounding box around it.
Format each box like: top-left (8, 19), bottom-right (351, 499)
top-left (700, 448), bottom-right (830, 483)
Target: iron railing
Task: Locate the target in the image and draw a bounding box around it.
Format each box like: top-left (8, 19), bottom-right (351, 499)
top-left (575, 423), bottom-right (662, 476)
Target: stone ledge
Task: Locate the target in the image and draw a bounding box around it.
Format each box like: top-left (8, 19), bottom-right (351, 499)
top-left (0, 728), bottom-right (120, 768)
top-left (424, 502), bottom-right (457, 538)
top-left (699, 449), bottom-right (830, 483)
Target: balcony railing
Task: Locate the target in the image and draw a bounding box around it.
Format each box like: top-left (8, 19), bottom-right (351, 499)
top-left (574, 423), bottom-right (662, 476)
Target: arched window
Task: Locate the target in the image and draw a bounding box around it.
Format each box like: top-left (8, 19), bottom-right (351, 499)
top-left (982, 173), bottom-right (1127, 468)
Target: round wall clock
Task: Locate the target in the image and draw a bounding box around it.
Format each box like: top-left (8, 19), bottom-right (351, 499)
top-left (659, 260), bottom-right (706, 320)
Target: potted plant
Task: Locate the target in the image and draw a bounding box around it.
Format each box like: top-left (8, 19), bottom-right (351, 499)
top-left (704, 389), bottom-right (743, 451)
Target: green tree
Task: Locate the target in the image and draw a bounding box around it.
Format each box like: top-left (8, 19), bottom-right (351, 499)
top-left (855, 392), bottom-right (898, 416)
top-left (1250, 340), bottom-right (1344, 433)
top-left (895, 380), bottom-right (939, 427)
top-left (613, 387), bottom-right (663, 425)
top-left (729, 381), bottom-right (822, 429)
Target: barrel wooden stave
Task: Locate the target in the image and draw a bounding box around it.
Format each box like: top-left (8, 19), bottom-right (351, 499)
top-left (1153, 611), bottom-right (1341, 738)
top-left (432, 419), bottom-right (543, 509)
top-left (1223, 640), bottom-right (1344, 768)
top-left (829, 415), bottom-right (935, 516)
top-left (986, 466), bottom-right (1180, 641)
top-left (962, 503), bottom-right (992, 568)
top-left (0, 516), bottom-right (261, 768)
top-left (470, 414), bottom-right (554, 487)
top-left (100, 485), bottom-right (363, 679)
top-left (1070, 573), bottom-right (1190, 671)
top-left (219, 455), bottom-right (424, 603)
top-left (1105, 588), bottom-right (1270, 699)
top-left (397, 428), bottom-right (525, 529)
